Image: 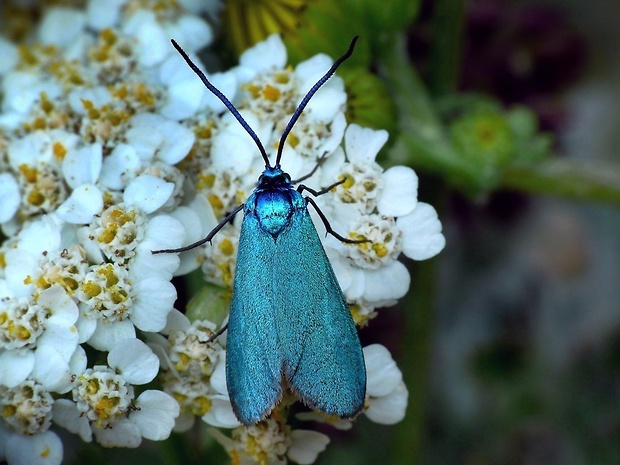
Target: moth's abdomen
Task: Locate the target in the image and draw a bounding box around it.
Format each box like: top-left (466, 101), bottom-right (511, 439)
top-left (255, 190), bottom-right (294, 236)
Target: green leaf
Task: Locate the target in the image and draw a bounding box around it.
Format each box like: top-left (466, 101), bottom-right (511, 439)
top-left (341, 66), bottom-right (398, 135)
top-left (185, 283), bottom-right (231, 327)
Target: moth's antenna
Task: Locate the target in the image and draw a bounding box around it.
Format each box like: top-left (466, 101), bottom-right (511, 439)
top-left (171, 39), bottom-right (271, 167)
top-left (275, 35), bottom-right (358, 168)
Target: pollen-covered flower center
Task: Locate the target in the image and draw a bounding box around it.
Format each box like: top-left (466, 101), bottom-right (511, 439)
top-left (0, 379), bottom-right (54, 435)
top-left (344, 214), bottom-right (402, 269)
top-left (17, 162), bottom-right (67, 217)
top-left (0, 297), bottom-right (47, 350)
top-left (241, 69), bottom-right (298, 123)
top-left (232, 419), bottom-right (290, 465)
top-left (25, 245), bottom-right (88, 296)
top-left (202, 231), bottom-right (239, 288)
top-left (334, 162), bottom-right (383, 211)
top-left (76, 263), bottom-right (133, 322)
top-left (73, 367), bottom-right (134, 429)
top-left (161, 321), bottom-right (221, 417)
top-left (90, 204), bottom-right (146, 262)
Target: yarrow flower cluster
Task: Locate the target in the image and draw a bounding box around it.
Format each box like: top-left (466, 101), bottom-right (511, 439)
top-left (0, 1), bottom-right (445, 465)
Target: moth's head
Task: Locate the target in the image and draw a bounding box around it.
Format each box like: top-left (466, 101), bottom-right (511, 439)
top-left (257, 166), bottom-right (291, 190)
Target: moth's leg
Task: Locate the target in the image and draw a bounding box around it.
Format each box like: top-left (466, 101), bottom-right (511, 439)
top-left (152, 204), bottom-right (244, 254)
top-left (305, 196), bottom-right (368, 245)
top-left (202, 323), bottom-right (228, 344)
top-left (296, 178), bottom-right (345, 198)
top-left (291, 152), bottom-right (329, 184)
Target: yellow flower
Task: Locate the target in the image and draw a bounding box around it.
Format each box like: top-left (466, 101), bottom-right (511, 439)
top-left (223, 0), bottom-right (311, 54)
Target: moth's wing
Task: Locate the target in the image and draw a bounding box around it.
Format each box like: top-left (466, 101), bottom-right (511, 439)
top-left (226, 211), bottom-right (283, 425)
top-left (277, 207), bottom-right (366, 418)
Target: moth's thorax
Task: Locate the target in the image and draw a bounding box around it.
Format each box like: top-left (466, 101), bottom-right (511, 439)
top-left (248, 166), bottom-right (305, 237)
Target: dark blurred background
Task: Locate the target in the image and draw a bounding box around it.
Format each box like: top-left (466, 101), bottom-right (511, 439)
top-left (326, 1), bottom-right (620, 464)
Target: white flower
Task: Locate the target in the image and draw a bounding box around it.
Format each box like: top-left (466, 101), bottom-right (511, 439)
top-left (211, 420), bottom-right (330, 465)
top-left (363, 344), bottom-right (408, 425)
top-left (0, 379), bottom-right (54, 435)
top-left (1, 428), bottom-right (63, 465)
top-left (0, 173), bottom-right (21, 224)
top-left (0, 38), bottom-right (18, 75)
top-left (317, 124), bottom-right (444, 310)
top-left (0, 286), bottom-right (79, 391)
top-left (287, 430), bottom-right (330, 465)
top-left (148, 312), bottom-right (238, 430)
top-left (53, 338), bottom-right (179, 446)
top-left (77, 211), bottom-right (183, 351)
top-left (38, 7), bottom-right (86, 48)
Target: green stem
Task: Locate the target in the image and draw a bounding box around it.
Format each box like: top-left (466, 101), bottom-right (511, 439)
top-left (429, 0), bottom-right (465, 96)
top-left (500, 159), bottom-right (620, 203)
top-left (382, 34), bottom-right (620, 204)
top-left (394, 260), bottom-right (437, 465)
top-left (381, 35), bottom-right (480, 185)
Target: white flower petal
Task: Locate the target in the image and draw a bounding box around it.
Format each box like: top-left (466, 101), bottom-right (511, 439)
top-left (99, 143), bottom-right (141, 190)
top-left (87, 319), bottom-right (136, 352)
top-left (93, 418), bottom-right (142, 448)
top-left (363, 344), bottom-right (403, 397)
top-left (130, 277), bottom-right (176, 332)
top-left (162, 308), bottom-right (191, 334)
top-left (345, 124), bottom-right (388, 165)
top-left (85, 0), bottom-right (125, 30)
top-left (0, 173), bottom-right (20, 223)
top-left (5, 431), bottom-right (63, 465)
top-left (37, 321), bottom-right (79, 363)
top-left (170, 15), bottom-right (213, 51)
top-left (305, 85), bottom-right (346, 123)
top-left (318, 112), bottom-right (347, 155)
top-left (0, 38), bottom-right (18, 75)
top-left (210, 130), bottom-right (258, 175)
top-left (202, 395), bottom-right (241, 428)
top-left (0, 350), bottom-right (34, 388)
top-left (108, 338), bottom-right (159, 385)
top-left (56, 184), bottom-right (103, 224)
top-left (16, 215), bottom-right (62, 256)
top-left (167, 204), bottom-right (214, 276)
top-left (210, 353), bottom-right (228, 394)
top-left (155, 120), bottom-right (195, 164)
top-left (66, 346), bottom-right (88, 387)
top-left (33, 345), bottom-right (72, 391)
top-left (365, 382), bottom-right (408, 425)
top-left (52, 399), bottom-right (92, 441)
top-left (240, 34), bottom-right (286, 72)
top-left (132, 390), bottom-right (180, 440)
top-left (62, 143), bottom-right (102, 189)
top-left (174, 412), bottom-right (196, 432)
top-left (201, 71), bottom-right (239, 112)
top-left (295, 54), bottom-right (334, 91)
top-left (123, 174), bottom-right (174, 213)
top-left (122, 11), bottom-right (168, 67)
top-left (38, 7), bottom-right (85, 47)
top-left (4, 250), bottom-right (37, 298)
top-left (161, 77), bottom-right (206, 119)
top-left (75, 310), bottom-right (97, 343)
top-left (132, 243), bottom-right (181, 281)
top-left (362, 261), bottom-right (410, 303)
top-left (39, 286), bottom-right (79, 326)
top-left (8, 131), bottom-right (54, 167)
top-left (288, 430), bottom-right (330, 465)
top-left (398, 202), bottom-right (446, 260)
top-left (125, 125), bottom-right (164, 161)
top-left (377, 166), bottom-right (418, 217)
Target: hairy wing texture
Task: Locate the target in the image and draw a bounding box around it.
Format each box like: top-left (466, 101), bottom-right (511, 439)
top-left (227, 206), bottom-right (366, 424)
top-left (277, 209), bottom-right (366, 418)
top-left (227, 211), bottom-right (283, 425)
